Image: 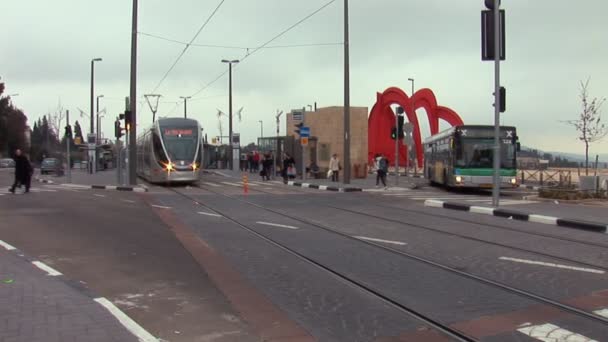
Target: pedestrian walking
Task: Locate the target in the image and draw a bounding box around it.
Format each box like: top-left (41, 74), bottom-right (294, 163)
top-left (9, 149), bottom-right (33, 194)
top-left (247, 152), bottom-right (254, 173)
top-left (281, 153), bottom-right (295, 184)
top-left (261, 153), bottom-right (273, 181)
top-left (376, 154), bottom-right (388, 189)
top-left (329, 153), bottom-right (341, 182)
top-left (253, 151), bottom-right (260, 173)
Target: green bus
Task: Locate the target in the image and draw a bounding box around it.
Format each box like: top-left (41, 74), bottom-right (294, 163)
top-left (423, 125), bottom-right (520, 188)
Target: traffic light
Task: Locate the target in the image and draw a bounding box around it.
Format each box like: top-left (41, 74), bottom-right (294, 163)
top-left (114, 119), bottom-right (124, 139)
top-left (397, 115), bottom-right (405, 138)
top-left (493, 86), bottom-right (506, 112)
top-left (294, 122), bottom-right (304, 136)
top-left (391, 127), bottom-right (397, 140)
top-left (64, 125), bottom-right (73, 139)
top-left (124, 110), bottom-right (132, 127)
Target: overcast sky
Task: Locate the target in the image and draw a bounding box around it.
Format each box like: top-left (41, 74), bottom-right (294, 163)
top-left (2, 0), bottom-right (607, 155)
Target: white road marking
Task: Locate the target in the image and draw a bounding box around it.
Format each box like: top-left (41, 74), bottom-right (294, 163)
top-left (354, 236), bottom-right (407, 246)
top-left (121, 199), bottom-right (136, 203)
top-left (517, 323), bottom-right (598, 342)
top-left (202, 182), bottom-right (221, 187)
top-left (32, 261), bottom-right (62, 276)
top-left (0, 240), bottom-right (16, 250)
top-left (263, 187), bottom-right (274, 190)
top-left (319, 185), bottom-right (328, 190)
top-left (198, 211), bottom-right (222, 217)
top-left (221, 182), bottom-right (244, 187)
top-left (256, 221), bottom-right (299, 230)
top-left (411, 196), bottom-right (479, 200)
top-left (0, 193), bottom-right (4, 196)
top-left (499, 257), bottom-right (605, 274)
top-left (94, 297), bottom-right (159, 342)
top-left (594, 308), bottom-right (608, 318)
top-left (94, 194), bottom-right (106, 198)
top-left (151, 205), bottom-right (171, 209)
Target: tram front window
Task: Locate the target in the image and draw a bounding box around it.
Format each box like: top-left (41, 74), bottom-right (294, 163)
top-left (161, 128), bottom-right (199, 161)
top-left (456, 138), bottom-right (515, 169)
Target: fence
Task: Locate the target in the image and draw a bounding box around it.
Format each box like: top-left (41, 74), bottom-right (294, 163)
top-left (520, 169), bottom-right (572, 187)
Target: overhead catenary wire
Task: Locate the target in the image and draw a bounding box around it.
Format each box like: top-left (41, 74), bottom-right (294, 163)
top-left (188, 0), bottom-right (337, 99)
top-left (139, 31), bottom-right (342, 50)
top-left (149, 0), bottom-right (227, 94)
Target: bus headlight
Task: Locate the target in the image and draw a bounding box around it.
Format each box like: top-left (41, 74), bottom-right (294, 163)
top-left (455, 176), bottom-right (463, 183)
top-left (511, 178), bottom-right (517, 185)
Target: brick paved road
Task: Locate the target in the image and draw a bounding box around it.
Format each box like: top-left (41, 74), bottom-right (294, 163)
top-left (0, 248), bottom-right (139, 342)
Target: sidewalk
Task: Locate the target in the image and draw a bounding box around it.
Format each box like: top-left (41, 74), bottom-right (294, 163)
top-left (0, 246), bottom-right (144, 342)
top-left (35, 169), bottom-right (146, 192)
top-left (206, 168), bottom-right (426, 191)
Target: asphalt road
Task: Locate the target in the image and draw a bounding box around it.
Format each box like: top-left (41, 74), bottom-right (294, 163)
top-left (2, 169), bottom-right (608, 341)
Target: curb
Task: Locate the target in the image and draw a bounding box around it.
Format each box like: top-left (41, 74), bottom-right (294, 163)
top-left (424, 200), bottom-right (607, 233)
top-left (36, 178), bottom-right (148, 192)
top-left (287, 181), bottom-right (363, 193)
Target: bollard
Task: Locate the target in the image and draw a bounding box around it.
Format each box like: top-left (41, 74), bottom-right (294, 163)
top-left (242, 174), bottom-right (249, 195)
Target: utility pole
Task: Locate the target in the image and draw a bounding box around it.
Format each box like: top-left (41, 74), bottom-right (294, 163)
top-left (222, 59), bottom-right (239, 171)
top-left (343, 0), bottom-right (351, 184)
top-left (275, 110), bottom-right (283, 180)
top-left (180, 96), bottom-right (191, 119)
top-left (96, 95), bottom-right (104, 142)
top-left (259, 120), bottom-right (263, 138)
top-left (129, 0), bottom-right (138, 185)
top-left (66, 110), bottom-right (71, 183)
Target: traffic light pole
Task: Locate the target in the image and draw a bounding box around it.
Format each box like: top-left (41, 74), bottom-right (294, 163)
top-left (66, 110), bottom-right (71, 183)
top-left (128, 0), bottom-right (138, 185)
top-left (492, 0), bottom-right (501, 207)
top-left (394, 112), bottom-right (399, 186)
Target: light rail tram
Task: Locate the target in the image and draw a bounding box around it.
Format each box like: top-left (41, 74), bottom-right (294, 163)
top-left (136, 117), bottom-right (203, 184)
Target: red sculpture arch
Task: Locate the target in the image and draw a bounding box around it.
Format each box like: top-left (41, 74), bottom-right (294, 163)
top-left (368, 87), bottom-right (464, 168)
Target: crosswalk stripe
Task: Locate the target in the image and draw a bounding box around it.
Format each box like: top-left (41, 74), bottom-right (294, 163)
top-left (221, 182), bottom-right (244, 187)
top-left (202, 182), bottom-right (221, 187)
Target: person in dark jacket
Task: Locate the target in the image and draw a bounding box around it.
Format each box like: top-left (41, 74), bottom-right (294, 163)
top-left (281, 153), bottom-right (295, 184)
top-left (9, 149), bottom-right (33, 194)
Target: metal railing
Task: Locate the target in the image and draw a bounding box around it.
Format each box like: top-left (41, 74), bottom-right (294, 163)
top-left (520, 169), bottom-right (572, 187)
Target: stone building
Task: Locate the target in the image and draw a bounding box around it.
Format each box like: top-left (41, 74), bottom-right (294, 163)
top-left (285, 106), bottom-right (369, 177)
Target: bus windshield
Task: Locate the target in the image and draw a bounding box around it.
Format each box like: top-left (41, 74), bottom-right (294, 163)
top-left (161, 127), bottom-right (199, 161)
top-left (455, 138), bottom-right (515, 169)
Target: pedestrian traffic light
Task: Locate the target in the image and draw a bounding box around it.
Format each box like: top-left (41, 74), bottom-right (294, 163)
top-left (397, 115), bottom-right (405, 138)
top-left (114, 119), bottom-right (124, 139)
top-left (391, 127), bottom-right (397, 140)
top-left (294, 122), bottom-right (304, 136)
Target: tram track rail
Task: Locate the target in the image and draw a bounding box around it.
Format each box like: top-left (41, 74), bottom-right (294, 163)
top-left (164, 185), bottom-right (476, 341)
top-left (171, 183), bottom-right (608, 329)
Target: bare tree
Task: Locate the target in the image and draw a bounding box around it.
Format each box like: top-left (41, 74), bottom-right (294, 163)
top-left (47, 98), bottom-right (65, 137)
top-left (564, 78), bottom-right (607, 175)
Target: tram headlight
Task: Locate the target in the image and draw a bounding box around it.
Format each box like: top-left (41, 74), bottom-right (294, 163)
top-left (192, 163), bottom-right (198, 171)
top-left (165, 162), bottom-right (174, 172)
top-left (455, 176), bottom-right (463, 183)
top-left (511, 178), bottom-right (517, 185)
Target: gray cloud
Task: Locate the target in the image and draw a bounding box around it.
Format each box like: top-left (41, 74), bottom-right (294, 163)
top-left (2, 0), bottom-right (607, 154)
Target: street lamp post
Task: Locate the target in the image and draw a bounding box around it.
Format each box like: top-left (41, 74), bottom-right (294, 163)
top-left (180, 96), bottom-right (191, 118)
top-left (222, 59), bottom-right (240, 171)
top-left (90, 57), bottom-right (102, 173)
top-left (259, 120), bottom-right (263, 138)
top-left (96, 94), bottom-right (104, 143)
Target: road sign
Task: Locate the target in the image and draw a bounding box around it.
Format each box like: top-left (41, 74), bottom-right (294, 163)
top-left (300, 127), bottom-right (310, 138)
top-left (301, 137), bottom-right (309, 146)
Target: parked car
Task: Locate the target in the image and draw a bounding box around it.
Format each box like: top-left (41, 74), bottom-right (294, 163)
top-left (0, 158), bottom-right (15, 168)
top-left (40, 158), bottom-right (64, 175)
